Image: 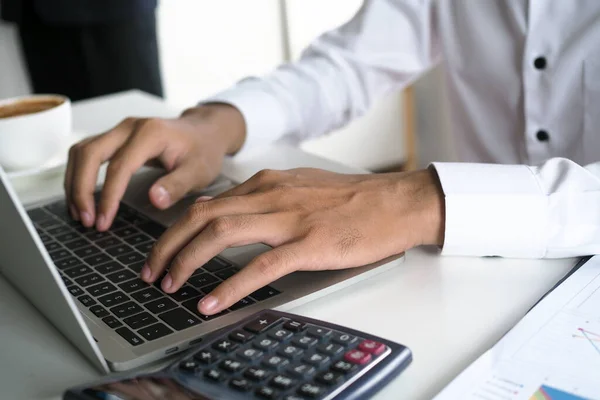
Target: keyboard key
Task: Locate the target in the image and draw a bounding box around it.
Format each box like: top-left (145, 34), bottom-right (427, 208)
top-left (283, 320), bottom-right (305, 332)
top-left (87, 282), bottom-right (117, 297)
top-left (250, 286), bottom-right (281, 302)
top-left (317, 343), bottom-right (345, 356)
top-left (254, 338), bottom-right (279, 352)
top-left (75, 273), bottom-right (104, 287)
top-left (204, 368), bottom-right (225, 382)
top-left (44, 241), bottom-right (63, 252)
top-left (102, 315), bottom-right (122, 329)
top-left (118, 209), bottom-right (148, 225)
top-left (158, 308), bottom-right (201, 331)
top-left (49, 249), bottom-right (71, 262)
top-left (106, 244), bottom-right (135, 257)
top-left (145, 297), bottom-right (177, 314)
top-left (131, 287), bottom-right (163, 303)
top-left (277, 345), bottom-right (303, 359)
top-left (270, 374), bottom-right (295, 390)
top-left (106, 269), bottom-right (136, 284)
top-left (331, 360), bottom-right (357, 374)
top-left (46, 225), bottom-right (71, 236)
top-left (262, 355), bottom-right (288, 370)
top-left (237, 348), bottom-right (263, 362)
top-left (138, 323), bottom-right (172, 341)
top-left (169, 286), bottom-right (201, 302)
top-left (124, 312), bottom-right (157, 330)
top-left (63, 264), bottom-right (91, 277)
top-left (67, 286), bottom-right (84, 297)
top-left (28, 208), bottom-right (51, 221)
top-left (95, 236), bottom-right (122, 249)
top-left (55, 257), bottom-right (80, 270)
top-left (306, 326), bottom-right (331, 339)
top-left (110, 218), bottom-right (128, 230)
top-left (214, 267), bottom-right (238, 280)
top-left (268, 328), bottom-right (293, 341)
top-left (196, 309), bottom-right (229, 322)
top-left (111, 301), bottom-right (144, 318)
top-left (292, 336), bottom-right (318, 349)
top-left (38, 233), bottom-right (51, 244)
top-left (187, 273), bottom-right (218, 289)
top-left (179, 359), bottom-right (200, 374)
top-left (124, 233), bottom-right (152, 246)
top-left (244, 367), bottom-right (270, 382)
top-left (331, 332), bottom-right (357, 346)
top-left (198, 282), bottom-right (220, 295)
top-left (83, 253), bottom-right (111, 266)
top-left (212, 339), bottom-right (238, 353)
top-left (45, 201), bottom-right (70, 219)
top-left (116, 327), bottom-right (143, 346)
top-left (229, 297), bottom-right (255, 311)
top-left (344, 349), bottom-right (372, 365)
top-left (244, 313), bottom-right (280, 333)
top-left (74, 245), bottom-right (102, 259)
top-left (113, 226), bottom-right (139, 238)
top-left (119, 278), bottom-right (148, 293)
top-left (63, 238), bottom-right (89, 251)
top-left (98, 291), bottom-right (129, 307)
top-left (77, 295), bottom-right (96, 307)
top-left (116, 252), bottom-right (145, 265)
top-left (287, 364), bottom-right (316, 380)
top-left (96, 261), bottom-right (123, 275)
top-left (137, 221), bottom-right (166, 239)
top-left (60, 275), bottom-right (72, 286)
top-left (128, 261), bottom-right (145, 273)
top-left (358, 339), bottom-right (387, 355)
top-left (315, 371), bottom-right (343, 386)
top-left (55, 232), bottom-right (79, 243)
top-left (36, 219), bottom-right (61, 230)
top-left (84, 231), bottom-right (111, 242)
top-left (219, 358), bottom-right (245, 373)
top-left (229, 378), bottom-right (251, 392)
top-left (303, 352), bottom-right (329, 367)
top-left (298, 383), bottom-right (325, 398)
top-left (134, 242), bottom-right (153, 255)
top-left (89, 305), bottom-right (109, 318)
top-left (255, 386), bottom-right (278, 399)
top-left (203, 258), bottom-right (230, 272)
top-left (229, 330), bottom-right (254, 344)
top-left (194, 349), bottom-right (219, 364)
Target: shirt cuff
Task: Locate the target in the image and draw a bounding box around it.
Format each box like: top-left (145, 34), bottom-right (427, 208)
top-left (201, 78), bottom-right (289, 158)
top-left (431, 162), bottom-right (549, 258)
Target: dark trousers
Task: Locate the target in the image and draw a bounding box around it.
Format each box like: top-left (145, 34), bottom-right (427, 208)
top-left (18, 9), bottom-right (163, 101)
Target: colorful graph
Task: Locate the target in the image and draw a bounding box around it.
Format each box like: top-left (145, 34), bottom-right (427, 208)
top-left (529, 385), bottom-right (589, 400)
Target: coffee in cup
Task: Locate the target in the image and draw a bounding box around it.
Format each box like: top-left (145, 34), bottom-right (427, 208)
top-left (0, 94), bottom-right (71, 171)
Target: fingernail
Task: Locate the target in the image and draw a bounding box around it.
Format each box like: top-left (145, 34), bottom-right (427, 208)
top-left (141, 264), bottom-right (152, 281)
top-left (154, 185), bottom-right (171, 207)
top-left (69, 205), bottom-right (80, 221)
top-left (199, 295), bottom-right (218, 314)
top-left (96, 214), bottom-right (106, 231)
top-left (195, 196), bottom-right (213, 203)
top-left (81, 211), bottom-right (93, 227)
top-left (161, 273), bottom-right (173, 292)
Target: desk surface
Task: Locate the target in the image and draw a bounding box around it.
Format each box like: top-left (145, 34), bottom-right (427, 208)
top-left (0, 91), bottom-right (576, 400)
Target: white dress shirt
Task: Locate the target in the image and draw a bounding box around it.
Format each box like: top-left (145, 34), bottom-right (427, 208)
top-left (207, 0), bottom-right (600, 259)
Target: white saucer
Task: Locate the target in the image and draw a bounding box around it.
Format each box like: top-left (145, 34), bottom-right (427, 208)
top-left (6, 131), bottom-right (89, 179)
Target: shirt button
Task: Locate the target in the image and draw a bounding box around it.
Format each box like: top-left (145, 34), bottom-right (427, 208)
top-left (536, 130), bottom-right (550, 142)
top-left (534, 56), bottom-right (547, 70)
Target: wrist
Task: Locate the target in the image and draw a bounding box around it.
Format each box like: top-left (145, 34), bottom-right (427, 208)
top-left (408, 168), bottom-right (446, 247)
top-left (181, 103), bottom-right (247, 155)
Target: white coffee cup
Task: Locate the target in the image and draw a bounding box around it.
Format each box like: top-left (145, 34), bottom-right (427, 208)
top-left (0, 94), bottom-right (72, 171)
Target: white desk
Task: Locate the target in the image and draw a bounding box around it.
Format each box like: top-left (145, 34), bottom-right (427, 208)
top-left (0, 91), bottom-right (576, 400)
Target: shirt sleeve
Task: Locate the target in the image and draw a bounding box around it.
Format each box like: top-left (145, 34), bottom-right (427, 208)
top-left (432, 158), bottom-right (600, 258)
top-left (204, 0), bottom-right (440, 156)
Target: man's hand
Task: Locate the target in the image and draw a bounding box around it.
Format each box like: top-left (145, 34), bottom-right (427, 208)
top-left (64, 104), bottom-right (246, 231)
top-left (142, 168), bottom-right (445, 315)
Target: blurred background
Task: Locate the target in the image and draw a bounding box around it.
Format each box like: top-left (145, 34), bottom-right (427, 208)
top-left (0, 0), bottom-right (456, 172)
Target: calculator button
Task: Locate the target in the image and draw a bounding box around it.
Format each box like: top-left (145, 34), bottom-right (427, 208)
top-left (179, 359), bottom-right (199, 374)
top-left (229, 330), bottom-right (254, 343)
top-left (268, 328), bottom-right (293, 341)
top-left (244, 367), bottom-right (270, 382)
top-left (123, 312), bottom-right (157, 330)
top-left (219, 358), bottom-right (245, 373)
top-left (283, 320), bottom-right (305, 332)
top-left (331, 332), bottom-right (357, 346)
top-left (194, 349), bottom-right (219, 364)
top-left (244, 313), bottom-right (280, 333)
top-left (270, 374), bottom-right (295, 390)
top-left (116, 327), bottom-right (143, 346)
top-left (237, 347), bottom-right (263, 361)
top-left (254, 337), bottom-right (279, 351)
top-left (204, 368), bottom-right (225, 382)
top-left (287, 363), bottom-right (316, 379)
top-left (229, 378), bottom-right (252, 392)
top-left (158, 308), bottom-right (201, 331)
top-left (102, 316), bottom-right (122, 329)
top-left (331, 360), bottom-right (358, 374)
top-left (213, 339), bottom-right (238, 353)
top-left (306, 326), bottom-right (331, 339)
top-left (303, 352), bottom-right (330, 367)
top-left (358, 339), bottom-right (387, 356)
top-left (298, 383), bottom-right (325, 398)
top-left (277, 345), bottom-right (303, 359)
top-left (255, 386), bottom-right (278, 399)
top-left (317, 343), bottom-right (345, 356)
top-left (292, 335), bottom-right (318, 349)
top-left (262, 355), bottom-right (289, 370)
top-left (315, 370), bottom-right (343, 386)
top-left (344, 349), bottom-right (372, 365)
top-left (138, 323), bottom-right (173, 341)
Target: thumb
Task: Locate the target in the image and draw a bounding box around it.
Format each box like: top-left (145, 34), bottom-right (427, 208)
top-left (149, 162), bottom-right (204, 209)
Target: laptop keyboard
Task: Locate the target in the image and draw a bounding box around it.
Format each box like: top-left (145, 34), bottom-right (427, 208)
top-left (28, 199), bottom-right (281, 347)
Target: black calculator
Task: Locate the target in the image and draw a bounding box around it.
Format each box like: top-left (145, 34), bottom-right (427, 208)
top-left (64, 310), bottom-right (412, 400)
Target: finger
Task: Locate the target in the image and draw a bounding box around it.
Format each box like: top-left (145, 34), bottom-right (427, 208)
top-left (96, 120), bottom-right (167, 231)
top-left (215, 169), bottom-right (283, 199)
top-left (64, 143), bottom-right (80, 220)
top-left (143, 196), bottom-right (273, 282)
top-left (197, 243), bottom-right (305, 314)
top-left (161, 213), bottom-right (294, 293)
top-left (70, 119), bottom-right (134, 227)
top-left (148, 160), bottom-right (211, 210)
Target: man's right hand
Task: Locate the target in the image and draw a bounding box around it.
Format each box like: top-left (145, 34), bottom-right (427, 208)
top-left (64, 104), bottom-right (246, 231)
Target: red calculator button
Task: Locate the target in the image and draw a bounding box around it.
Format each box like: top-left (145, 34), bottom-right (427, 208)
top-left (358, 340), bottom-right (386, 356)
top-left (344, 349), bottom-right (372, 365)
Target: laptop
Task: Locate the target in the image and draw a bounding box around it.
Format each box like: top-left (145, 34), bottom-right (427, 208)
top-left (0, 149), bottom-right (404, 373)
